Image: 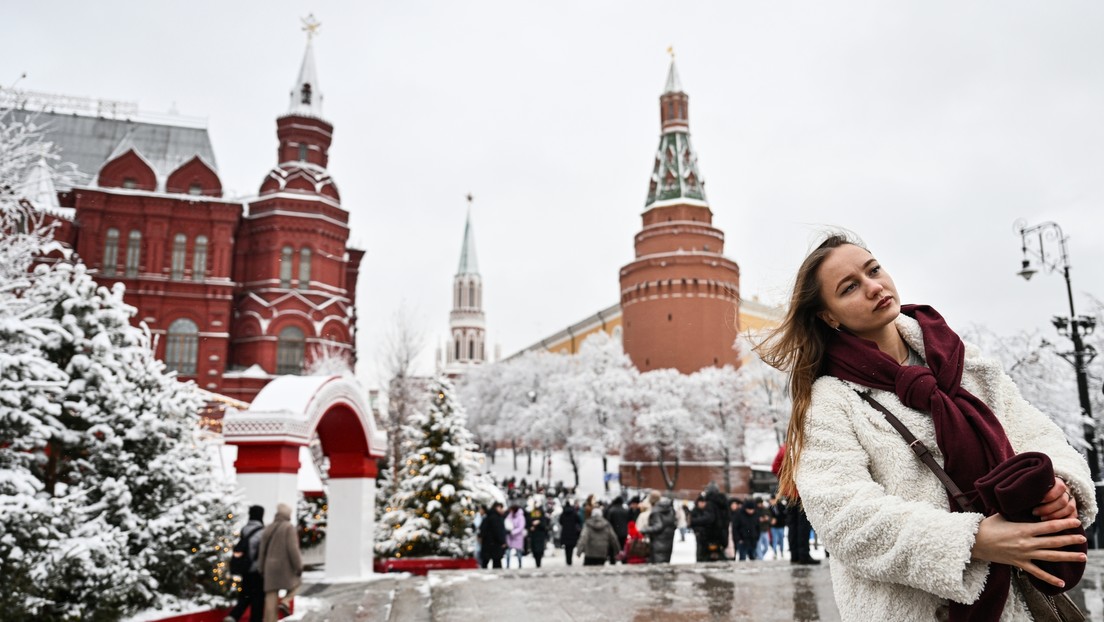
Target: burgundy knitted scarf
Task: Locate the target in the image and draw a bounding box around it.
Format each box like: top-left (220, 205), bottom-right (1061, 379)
top-left (822, 304), bottom-right (1015, 622)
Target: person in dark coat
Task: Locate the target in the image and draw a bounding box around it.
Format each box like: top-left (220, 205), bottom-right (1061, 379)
top-left (478, 502), bottom-right (508, 569)
top-left (558, 500), bottom-right (583, 566)
top-left (733, 498), bottom-right (761, 561)
top-left (603, 496), bottom-right (630, 560)
top-left (689, 495), bottom-right (721, 562)
top-left (771, 445), bottom-right (820, 565)
top-left (527, 506), bottom-right (551, 568)
top-left (627, 496), bottom-right (642, 524)
top-left (639, 496), bottom-right (677, 564)
top-left (225, 505), bottom-right (265, 622)
top-left (769, 496), bottom-right (788, 559)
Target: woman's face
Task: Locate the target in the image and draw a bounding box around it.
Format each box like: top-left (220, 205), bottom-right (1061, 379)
top-left (816, 244), bottom-right (901, 339)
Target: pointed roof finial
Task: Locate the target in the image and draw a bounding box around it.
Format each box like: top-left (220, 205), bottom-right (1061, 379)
top-left (301, 13), bottom-right (321, 41)
top-left (457, 194), bottom-right (480, 275)
top-left (289, 15), bottom-right (324, 117)
top-left (664, 49), bottom-right (683, 94)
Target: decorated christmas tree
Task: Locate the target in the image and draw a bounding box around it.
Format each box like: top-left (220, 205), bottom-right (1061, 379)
top-left (376, 377), bottom-right (500, 559)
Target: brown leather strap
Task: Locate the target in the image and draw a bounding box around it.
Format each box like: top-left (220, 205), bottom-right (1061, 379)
top-left (856, 391), bottom-right (979, 513)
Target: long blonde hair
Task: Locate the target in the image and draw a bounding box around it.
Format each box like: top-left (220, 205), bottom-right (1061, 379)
top-left (755, 233), bottom-right (865, 496)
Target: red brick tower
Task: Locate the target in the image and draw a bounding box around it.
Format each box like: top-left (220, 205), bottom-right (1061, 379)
top-left (619, 58), bottom-right (741, 374)
top-left (226, 33), bottom-right (363, 400)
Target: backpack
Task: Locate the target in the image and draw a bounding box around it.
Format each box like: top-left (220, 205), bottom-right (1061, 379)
top-left (230, 524), bottom-right (262, 577)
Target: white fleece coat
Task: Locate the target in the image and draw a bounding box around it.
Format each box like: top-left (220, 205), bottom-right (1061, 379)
top-left (795, 314), bottom-right (1096, 622)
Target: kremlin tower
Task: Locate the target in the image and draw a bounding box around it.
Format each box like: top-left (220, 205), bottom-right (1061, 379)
top-left (444, 195), bottom-right (487, 377)
top-left (619, 58), bottom-right (742, 374)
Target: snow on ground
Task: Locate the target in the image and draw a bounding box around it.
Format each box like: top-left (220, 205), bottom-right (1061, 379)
top-left (281, 596), bottom-right (327, 621)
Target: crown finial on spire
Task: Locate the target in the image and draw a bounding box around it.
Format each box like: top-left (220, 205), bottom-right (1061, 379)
top-left (301, 13), bottom-right (321, 41)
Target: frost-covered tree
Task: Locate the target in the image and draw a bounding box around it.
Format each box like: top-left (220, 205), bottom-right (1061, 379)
top-left (686, 365), bottom-right (744, 493)
top-left (633, 368), bottom-right (694, 492)
top-left (567, 333), bottom-right (637, 491)
top-left (0, 111), bottom-right (238, 620)
top-left (376, 377), bottom-right (501, 559)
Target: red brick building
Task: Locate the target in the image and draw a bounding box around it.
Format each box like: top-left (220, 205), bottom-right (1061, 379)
top-left (20, 38), bottom-right (361, 404)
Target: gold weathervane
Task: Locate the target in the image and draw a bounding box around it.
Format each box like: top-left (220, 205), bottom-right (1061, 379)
top-left (302, 14), bottom-right (322, 41)
top-left (667, 46), bottom-right (675, 59)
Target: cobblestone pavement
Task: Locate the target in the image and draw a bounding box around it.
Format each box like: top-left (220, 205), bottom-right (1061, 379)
top-left (294, 553), bottom-right (1104, 621)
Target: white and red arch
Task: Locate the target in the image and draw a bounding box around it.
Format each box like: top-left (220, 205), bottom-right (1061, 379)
top-left (223, 375), bottom-right (386, 580)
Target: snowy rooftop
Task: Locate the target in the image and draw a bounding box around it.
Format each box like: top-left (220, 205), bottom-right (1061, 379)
top-left (5, 109), bottom-right (217, 189)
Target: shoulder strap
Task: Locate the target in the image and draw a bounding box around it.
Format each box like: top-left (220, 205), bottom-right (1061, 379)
top-left (855, 391), bottom-right (979, 513)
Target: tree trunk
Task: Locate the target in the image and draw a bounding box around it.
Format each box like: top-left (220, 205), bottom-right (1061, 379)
top-left (512, 439), bottom-right (518, 470)
top-left (539, 448), bottom-right (547, 480)
top-left (602, 455), bottom-right (610, 492)
top-left (526, 447), bottom-right (532, 476)
top-left (722, 446), bottom-right (732, 494)
top-left (568, 448), bottom-right (581, 489)
top-left (656, 447), bottom-right (681, 492)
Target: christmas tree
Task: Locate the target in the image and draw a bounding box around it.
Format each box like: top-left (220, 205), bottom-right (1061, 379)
top-left (0, 112), bottom-right (238, 619)
top-left (376, 377), bottom-right (500, 559)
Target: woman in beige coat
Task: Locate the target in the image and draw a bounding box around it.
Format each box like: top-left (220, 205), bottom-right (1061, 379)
top-left (257, 503), bottom-right (302, 622)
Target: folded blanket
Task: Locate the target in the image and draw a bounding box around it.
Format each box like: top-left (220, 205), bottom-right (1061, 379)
top-left (974, 451), bottom-right (1086, 595)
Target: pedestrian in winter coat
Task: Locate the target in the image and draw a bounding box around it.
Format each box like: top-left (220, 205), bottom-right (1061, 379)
top-left (559, 500), bottom-right (583, 566)
top-left (768, 497), bottom-right (787, 559)
top-left (527, 507), bottom-right (551, 568)
top-left (603, 496), bottom-right (630, 555)
top-left (733, 498), bottom-right (760, 561)
top-left (759, 234), bottom-right (1094, 621)
top-left (225, 505), bottom-right (265, 622)
top-left (576, 507), bottom-right (621, 566)
top-left (756, 499), bottom-right (772, 560)
top-left (504, 505), bottom-right (527, 568)
top-left (257, 503), bottom-right (302, 622)
top-left (479, 503), bottom-right (508, 569)
top-left (689, 494), bottom-right (725, 562)
top-left (639, 496), bottom-right (677, 564)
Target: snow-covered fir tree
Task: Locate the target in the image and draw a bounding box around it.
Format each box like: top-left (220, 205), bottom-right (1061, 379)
top-left (376, 377), bottom-right (500, 559)
top-left (0, 112), bottom-right (238, 620)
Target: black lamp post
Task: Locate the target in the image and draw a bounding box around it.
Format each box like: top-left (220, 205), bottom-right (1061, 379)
top-left (1016, 220), bottom-right (1100, 545)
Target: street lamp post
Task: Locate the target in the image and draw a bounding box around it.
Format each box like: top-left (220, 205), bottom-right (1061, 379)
top-left (1015, 220), bottom-right (1100, 545)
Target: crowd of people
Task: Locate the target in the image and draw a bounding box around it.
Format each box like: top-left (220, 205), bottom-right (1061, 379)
top-left (475, 478), bottom-right (823, 570)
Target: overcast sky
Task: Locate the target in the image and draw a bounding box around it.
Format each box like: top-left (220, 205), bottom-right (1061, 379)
top-left (5, 2), bottom-right (1103, 387)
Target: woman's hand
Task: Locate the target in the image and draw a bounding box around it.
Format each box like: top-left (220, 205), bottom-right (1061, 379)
top-left (972, 514), bottom-right (1086, 589)
top-left (1034, 477), bottom-right (1078, 521)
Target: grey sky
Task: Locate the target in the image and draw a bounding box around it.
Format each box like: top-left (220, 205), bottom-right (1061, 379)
top-left (4, 2), bottom-right (1103, 386)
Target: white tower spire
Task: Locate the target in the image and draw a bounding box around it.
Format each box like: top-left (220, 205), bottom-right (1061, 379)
top-left (288, 14), bottom-right (324, 117)
top-left (445, 194), bottom-right (487, 376)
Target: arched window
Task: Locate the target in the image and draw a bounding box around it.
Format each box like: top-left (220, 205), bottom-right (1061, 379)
top-left (301, 83), bottom-right (312, 105)
top-left (469, 283), bottom-right (475, 309)
top-left (102, 228), bottom-right (120, 276)
top-left (298, 247), bottom-right (311, 289)
top-left (170, 234), bottom-right (187, 280)
top-left (455, 338), bottom-right (461, 361)
top-left (298, 143), bottom-right (308, 161)
top-left (165, 318), bottom-right (199, 375)
top-left (276, 326), bottom-right (305, 375)
top-left (279, 246), bottom-right (293, 288)
top-left (469, 338), bottom-right (475, 360)
top-left (480, 340), bottom-right (485, 361)
top-left (124, 230), bottom-right (141, 277)
top-left (192, 235), bottom-right (207, 282)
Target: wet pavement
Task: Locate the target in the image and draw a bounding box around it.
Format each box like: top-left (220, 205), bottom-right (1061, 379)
top-left (294, 553), bottom-right (1104, 621)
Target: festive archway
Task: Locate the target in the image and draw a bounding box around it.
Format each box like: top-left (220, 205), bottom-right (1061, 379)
top-left (223, 375), bottom-right (386, 580)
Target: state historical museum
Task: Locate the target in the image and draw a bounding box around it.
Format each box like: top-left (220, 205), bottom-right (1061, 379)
top-left (21, 38), bottom-right (361, 403)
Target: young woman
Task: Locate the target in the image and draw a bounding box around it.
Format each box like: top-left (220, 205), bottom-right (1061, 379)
top-left (759, 233), bottom-right (1095, 621)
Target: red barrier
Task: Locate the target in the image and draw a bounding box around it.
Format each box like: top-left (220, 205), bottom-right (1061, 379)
top-left (373, 557), bottom-right (479, 576)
